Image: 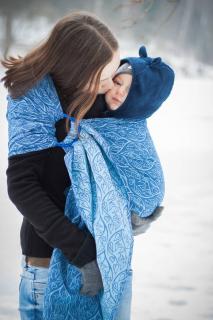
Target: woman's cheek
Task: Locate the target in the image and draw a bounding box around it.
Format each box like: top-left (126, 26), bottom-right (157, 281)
top-left (105, 94), bottom-right (111, 107)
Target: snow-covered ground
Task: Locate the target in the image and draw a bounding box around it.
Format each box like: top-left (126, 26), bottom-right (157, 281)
top-left (0, 75), bottom-right (212, 320)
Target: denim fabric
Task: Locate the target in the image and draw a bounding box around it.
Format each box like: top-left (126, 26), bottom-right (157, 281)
top-left (18, 255), bottom-right (49, 320)
top-left (18, 255), bottom-right (133, 320)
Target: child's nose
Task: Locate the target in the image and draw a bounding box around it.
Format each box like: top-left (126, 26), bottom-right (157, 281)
top-left (117, 87), bottom-right (126, 97)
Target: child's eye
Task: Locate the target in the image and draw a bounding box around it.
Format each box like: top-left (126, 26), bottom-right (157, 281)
top-left (113, 80), bottom-right (121, 86)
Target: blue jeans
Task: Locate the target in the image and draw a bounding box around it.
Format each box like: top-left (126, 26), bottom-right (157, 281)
top-left (18, 255), bottom-right (133, 320)
top-left (19, 255), bottom-right (49, 320)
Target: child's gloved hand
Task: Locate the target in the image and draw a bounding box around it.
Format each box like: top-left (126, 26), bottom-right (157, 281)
top-left (131, 206), bottom-right (164, 236)
top-left (78, 260), bottom-right (103, 296)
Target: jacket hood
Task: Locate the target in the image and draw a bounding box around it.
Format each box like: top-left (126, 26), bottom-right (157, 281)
top-left (105, 45), bottom-right (175, 119)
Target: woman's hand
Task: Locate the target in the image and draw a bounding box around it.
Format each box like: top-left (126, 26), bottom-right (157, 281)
top-left (78, 260), bottom-right (103, 296)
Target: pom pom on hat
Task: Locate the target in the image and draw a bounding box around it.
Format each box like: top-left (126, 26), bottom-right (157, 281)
top-left (139, 46), bottom-right (147, 58)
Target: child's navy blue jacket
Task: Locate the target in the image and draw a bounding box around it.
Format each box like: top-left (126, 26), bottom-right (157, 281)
top-left (105, 45), bottom-right (175, 119)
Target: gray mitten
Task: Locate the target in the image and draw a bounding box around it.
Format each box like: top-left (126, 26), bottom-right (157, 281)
top-left (131, 206), bottom-right (164, 236)
top-left (79, 260), bottom-right (103, 296)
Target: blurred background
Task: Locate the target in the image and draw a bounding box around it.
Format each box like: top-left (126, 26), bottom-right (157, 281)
top-left (0, 0), bottom-right (213, 319)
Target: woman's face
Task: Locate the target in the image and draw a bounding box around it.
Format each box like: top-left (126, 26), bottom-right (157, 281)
top-left (105, 73), bottom-right (132, 110)
top-left (84, 50), bottom-right (120, 94)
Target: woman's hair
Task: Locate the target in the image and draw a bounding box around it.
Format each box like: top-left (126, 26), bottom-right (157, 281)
top-left (1, 11), bottom-right (118, 133)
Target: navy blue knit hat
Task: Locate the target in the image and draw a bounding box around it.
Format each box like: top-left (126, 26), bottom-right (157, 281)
top-left (106, 45), bottom-right (175, 119)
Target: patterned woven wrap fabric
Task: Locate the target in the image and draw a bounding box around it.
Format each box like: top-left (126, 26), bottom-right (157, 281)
top-left (6, 74), bottom-right (164, 320)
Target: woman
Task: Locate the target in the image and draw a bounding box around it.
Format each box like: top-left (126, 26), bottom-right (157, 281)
top-left (1, 11), bottom-right (125, 319)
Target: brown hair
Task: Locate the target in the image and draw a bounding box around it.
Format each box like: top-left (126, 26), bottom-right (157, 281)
top-left (1, 11), bottom-right (118, 134)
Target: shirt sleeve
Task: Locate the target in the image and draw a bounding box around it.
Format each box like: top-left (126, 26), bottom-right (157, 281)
top-left (6, 148), bottom-right (96, 268)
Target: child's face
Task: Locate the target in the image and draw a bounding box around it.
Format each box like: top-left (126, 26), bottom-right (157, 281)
top-left (105, 73), bottom-right (132, 110)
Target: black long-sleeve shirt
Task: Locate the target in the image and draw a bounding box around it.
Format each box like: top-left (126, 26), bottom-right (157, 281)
top-left (6, 93), bottom-right (108, 268)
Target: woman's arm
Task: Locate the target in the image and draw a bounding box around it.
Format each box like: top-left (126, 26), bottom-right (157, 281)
top-left (6, 148), bottom-right (96, 268)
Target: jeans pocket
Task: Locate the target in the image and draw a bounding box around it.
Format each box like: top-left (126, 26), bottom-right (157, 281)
top-left (34, 281), bottom-right (47, 294)
top-left (33, 280), bottom-right (48, 306)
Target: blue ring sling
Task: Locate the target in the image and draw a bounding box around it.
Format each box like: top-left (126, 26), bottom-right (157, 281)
top-left (6, 46), bottom-right (174, 319)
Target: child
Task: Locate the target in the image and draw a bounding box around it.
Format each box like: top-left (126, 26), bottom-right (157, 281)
top-left (103, 50), bottom-right (174, 235)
